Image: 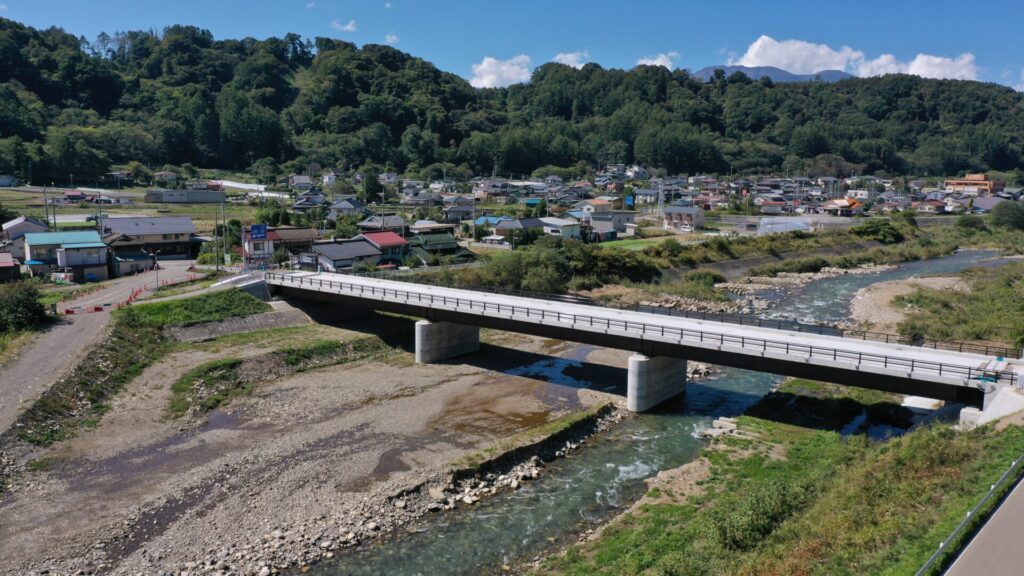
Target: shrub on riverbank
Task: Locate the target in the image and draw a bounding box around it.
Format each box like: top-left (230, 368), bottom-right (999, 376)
top-left (0, 281), bottom-right (48, 333)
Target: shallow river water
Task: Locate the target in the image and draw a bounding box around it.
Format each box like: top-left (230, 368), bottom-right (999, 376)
top-left (315, 250), bottom-right (1005, 576)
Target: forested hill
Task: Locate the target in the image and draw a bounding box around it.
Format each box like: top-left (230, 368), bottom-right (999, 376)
top-left (2, 18), bottom-right (1024, 185)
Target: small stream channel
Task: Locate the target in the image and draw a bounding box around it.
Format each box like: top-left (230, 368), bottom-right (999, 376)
top-left (313, 250), bottom-right (1007, 576)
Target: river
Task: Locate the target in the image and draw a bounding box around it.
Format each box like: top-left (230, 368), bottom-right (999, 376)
top-left (313, 249), bottom-right (1004, 576)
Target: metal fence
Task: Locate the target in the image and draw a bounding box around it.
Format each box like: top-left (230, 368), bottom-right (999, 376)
top-left (267, 272), bottom-right (1016, 387)
top-left (915, 455), bottom-right (1024, 575)
top-left (349, 268), bottom-right (1019, 359)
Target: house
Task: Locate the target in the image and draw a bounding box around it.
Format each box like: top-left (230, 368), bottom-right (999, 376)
top-left (242, 226), bottom-right (321, 266)
top-left (0, 253), bottom-right (19, 282)
top-left (322, 171), bottom-right (339, 188)
top-left (407, 233), bottom-right (474, 264)
top-left (2, 216), bottom-right (48, 259)
top-left (633, 188), bottom-right (661, 205)
top-left (585, 220), bottom-right (618, 242)
top-left (292, 189), bottom-right (327, 212)
top-left (818, 198), bottom-right (862, 216)
top-left (357, 230), bottom-right (408, 264)
top-left (304, 239), bottom-right (381, 272)
top-left (24, 231), bottom-right (109, 282)
top-left (539, 217), bottom-right (582, 240)
top-left (409, 220), bottom-right (457, 235)
top-left (574, 199), bottom-right (612, 215)
top-left (759, 201), bottom-right (787, 215)
top-left (589, 211), bottom-right (636, 232)
top-left (378, 172), bottom-right (401, 186)
top-left (914, 200), bottom-right (947, 214)
top-left (357, 214), bottom-right (406, 234)
top-left (663, 203), bottom-right (705, 231)
top-left (443, 204), bottom-right (475, 223)
top-left (289, 174), bottom-right (313, 191)
top-left (153, 171), bottom-right (178, 184)
top-left (101, 217), bottom-right (203, 261)
top-left (495, 217), bottom-right (545, 237)
top-left (328, 197), bottom-right (367, 220)
top-left (144, 189), bottom-right (226, 203)
top-left (845, 189), bottom-right (877, 201)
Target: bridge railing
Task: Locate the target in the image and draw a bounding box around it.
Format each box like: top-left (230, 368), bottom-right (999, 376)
top-left (266, 272), bottom-right (1016, 387)
top-left (347, 268), bottom-right (1019, 359)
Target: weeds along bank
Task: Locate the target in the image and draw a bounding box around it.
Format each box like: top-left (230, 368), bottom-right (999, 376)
top-left (536, 379), bottom-right (1024, 576)
top-left (896, 260), bottom-right (1024, 348)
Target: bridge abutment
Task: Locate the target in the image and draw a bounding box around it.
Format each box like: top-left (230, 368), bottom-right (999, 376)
top-left (415, 320), bottom-right (480, 364)
top-left (627, 354), bottom-right (687, 412)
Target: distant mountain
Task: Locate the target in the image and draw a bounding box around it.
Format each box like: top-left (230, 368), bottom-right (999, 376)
top-left (692, 65), bottom-right (854, 83)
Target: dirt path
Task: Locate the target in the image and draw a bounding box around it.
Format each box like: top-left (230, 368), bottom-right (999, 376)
top-left (848, 275), bottom-right (968, 333)
top-left (0, 324), bottom-right (626, 575)
top-left (0, 261), bottom-right (197, 434)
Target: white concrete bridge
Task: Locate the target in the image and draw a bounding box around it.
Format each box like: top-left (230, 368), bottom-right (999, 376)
top-left (265, 271), bottom-right (1018, 414)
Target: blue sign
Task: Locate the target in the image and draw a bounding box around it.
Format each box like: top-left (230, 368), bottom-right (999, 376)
top-left (625, 196), bottom-right (635, 207)
top-left (251, 224), bottom-right (268, 240)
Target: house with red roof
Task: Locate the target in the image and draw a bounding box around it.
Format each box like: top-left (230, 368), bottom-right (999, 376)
top-left (357, 230), bottom-right (408, 264)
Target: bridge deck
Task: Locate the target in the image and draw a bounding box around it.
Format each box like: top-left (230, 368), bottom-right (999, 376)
top-left (266, 271), bottom-right (1016, 397)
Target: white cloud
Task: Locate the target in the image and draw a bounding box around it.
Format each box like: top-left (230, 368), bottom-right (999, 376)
top-left (305, 2), bottom-right (314, 8)
top-left (330, 19), bottom-right (357, 32)
top-left (469, 55), bottom-right (532, 88)
top-left (0, 4), bottom-right (7, 11)
top-left (730, 34), bottom-right (980, 81)
top-left (636, 51), bottom-right (679, 69)
top-left (385, 2), bottom-right (392, 7)
top-left (729, 35), bottom-right (862, 74)
top-left (856, 52), bottom-right (978, 80)
top-left (385, 33), bottom-right (398, 45)
top-left (553, 51), bottom-right (589, 69)
top-left (1014, 69), bottom-right (1024, 92)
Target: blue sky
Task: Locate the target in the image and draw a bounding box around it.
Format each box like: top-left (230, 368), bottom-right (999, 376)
top-left (3, 0), bottom-right (1023, 89)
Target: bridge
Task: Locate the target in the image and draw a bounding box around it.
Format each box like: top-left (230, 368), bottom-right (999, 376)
top-left (265, 271), bottom-right (1018, 414)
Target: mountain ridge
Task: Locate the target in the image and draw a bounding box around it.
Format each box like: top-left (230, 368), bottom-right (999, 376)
top-left (692, 65), bottom-right (854, 83)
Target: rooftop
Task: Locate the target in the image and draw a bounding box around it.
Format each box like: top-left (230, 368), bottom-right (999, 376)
top-left (24, 231), bottom-right (104, 246)
top-left (359, 230), bottom-right (407, 247)
top-left (312, 240), bottom-right (382, 261)
top-left (104, 216), bottom-right (197, 235)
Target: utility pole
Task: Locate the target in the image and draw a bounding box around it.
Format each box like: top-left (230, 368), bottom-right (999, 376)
top-left (43, 184), bottom-right (50, 229)
top-left (70, 173), bottom-right (74, 188)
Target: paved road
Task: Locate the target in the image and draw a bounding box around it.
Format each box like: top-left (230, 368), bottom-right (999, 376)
top-left (0, 261), bottom-right (196, 434)
top-left (945, 478), bottom-right (1024, 576)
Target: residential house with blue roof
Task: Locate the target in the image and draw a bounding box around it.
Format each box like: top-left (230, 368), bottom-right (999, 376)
top-left (24, 230), bottom-right (109, 282)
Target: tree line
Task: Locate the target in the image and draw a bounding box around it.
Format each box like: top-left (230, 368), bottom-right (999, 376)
top-left (2, 18), bottom-right (1024, 186)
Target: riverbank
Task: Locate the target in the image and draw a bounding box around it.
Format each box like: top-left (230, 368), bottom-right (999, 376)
top-left (0, 307), bottom-right (636, 575)
top-left (849, 275), bottom-right (968, 333)
top-left (533, 379), bottom-right (1024, 576)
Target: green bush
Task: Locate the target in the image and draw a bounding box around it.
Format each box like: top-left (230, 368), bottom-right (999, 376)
top-left (0, 281), bottom-right (48, 333)
top-left (991, 201), bottom-right (1024, 230)
top-left (852, 220), bottom-right (904, 244)
top-left (121, 289), bottom-right (270, 327)
top-left (684, 269), bottom-right (727, 286)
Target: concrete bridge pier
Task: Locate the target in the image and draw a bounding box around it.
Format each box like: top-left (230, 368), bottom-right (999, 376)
top-left (627, 354), bottom-right (688, 412)
top-left (415, 320), bottom-right (480, 364)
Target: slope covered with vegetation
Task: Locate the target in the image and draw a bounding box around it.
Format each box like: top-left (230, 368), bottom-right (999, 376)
top-left (2, 18), bottom-right (1024, 185)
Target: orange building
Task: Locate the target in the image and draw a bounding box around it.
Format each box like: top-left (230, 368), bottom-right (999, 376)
top-left (944, 173), bottom-right (1004, 194)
